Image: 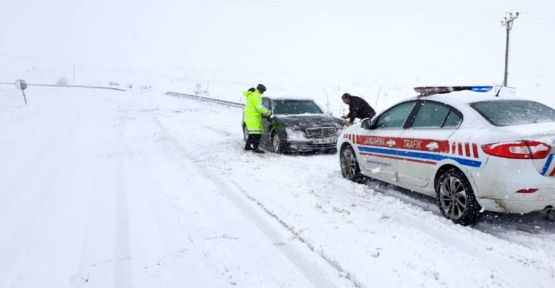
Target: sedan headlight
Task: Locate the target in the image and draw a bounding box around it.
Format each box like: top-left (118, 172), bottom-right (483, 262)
top-left (285, 127), bottom-right (308, 141)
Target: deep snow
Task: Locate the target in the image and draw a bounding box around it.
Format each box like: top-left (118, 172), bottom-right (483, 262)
top-left (1, 86), bottom-right (554, 288)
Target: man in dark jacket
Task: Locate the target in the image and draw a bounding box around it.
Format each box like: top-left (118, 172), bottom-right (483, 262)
top-left (341, 93), bottom-right (376, 124)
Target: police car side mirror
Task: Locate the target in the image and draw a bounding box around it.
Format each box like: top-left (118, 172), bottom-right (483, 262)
top-left (361, 118), bottom-right (375, 130)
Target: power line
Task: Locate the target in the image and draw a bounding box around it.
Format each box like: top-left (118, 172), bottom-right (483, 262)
top-left (207, 0), bottom-right (555, 24)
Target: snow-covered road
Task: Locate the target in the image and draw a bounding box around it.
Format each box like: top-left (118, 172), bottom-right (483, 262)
top-left (1, 87), bottom-right (554, 288)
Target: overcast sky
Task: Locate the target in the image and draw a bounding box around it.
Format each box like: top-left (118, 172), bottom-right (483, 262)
top-left (1, 0), bottom-right (554, 91)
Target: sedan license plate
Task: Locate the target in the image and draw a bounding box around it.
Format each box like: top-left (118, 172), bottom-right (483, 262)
top-left (313, 137), bottom-right (336, 144)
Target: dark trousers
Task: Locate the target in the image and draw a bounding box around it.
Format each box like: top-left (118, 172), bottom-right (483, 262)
top-left (245, 134), bottom-right (262, 150)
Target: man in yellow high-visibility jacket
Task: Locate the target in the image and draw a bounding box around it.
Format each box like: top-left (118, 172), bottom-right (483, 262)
top-left (243, 84), bottom-right (271, 153)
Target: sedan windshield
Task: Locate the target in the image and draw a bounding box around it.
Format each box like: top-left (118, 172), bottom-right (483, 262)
top-left (273, 100), bottom-right (323, 115)
top-left (471, 100), bottom-right (555, 126)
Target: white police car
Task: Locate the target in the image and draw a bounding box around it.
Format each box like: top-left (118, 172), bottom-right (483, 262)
top-left (338, 86), bottom-right (555, 225)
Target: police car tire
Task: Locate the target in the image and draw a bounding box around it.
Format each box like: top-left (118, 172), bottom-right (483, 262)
top-left (435, 168), bottom-right (481, 226)
top-left (340, 145), bottom-right (364, 183)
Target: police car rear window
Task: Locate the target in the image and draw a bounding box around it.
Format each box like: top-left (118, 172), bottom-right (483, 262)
top-left (471, 100), bottom-right (555, 126)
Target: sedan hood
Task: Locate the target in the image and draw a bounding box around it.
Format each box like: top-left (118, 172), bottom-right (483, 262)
top-left (274, 114), bottom-right (344, 130)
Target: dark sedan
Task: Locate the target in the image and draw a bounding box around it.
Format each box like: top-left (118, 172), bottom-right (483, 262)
top-left (242, 97), bottom-right (345, 153)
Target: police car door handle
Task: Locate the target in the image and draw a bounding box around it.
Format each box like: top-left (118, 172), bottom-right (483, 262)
top-left (386, 140), bottom-right (396, 147)
top-left (426, 142), bottom-right (439, 151)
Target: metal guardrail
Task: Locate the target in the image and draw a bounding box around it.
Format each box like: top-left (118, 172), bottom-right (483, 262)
top-left (0, 82), bottom-right (126, 91)
top-left (166, 91), bottom-right (244, 108)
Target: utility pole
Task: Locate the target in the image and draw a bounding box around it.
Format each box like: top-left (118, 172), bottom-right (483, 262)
top-left (501, 12), bottom-right (519, 87)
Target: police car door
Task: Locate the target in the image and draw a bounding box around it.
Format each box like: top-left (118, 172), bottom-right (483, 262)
top-left (357, 101), bottom-right (417, 183)
top-left (398, 101), bottom-right (462, 194)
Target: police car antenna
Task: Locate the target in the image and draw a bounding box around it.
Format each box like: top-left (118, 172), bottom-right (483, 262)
top-left (494, 84), bottom-right (503, 97)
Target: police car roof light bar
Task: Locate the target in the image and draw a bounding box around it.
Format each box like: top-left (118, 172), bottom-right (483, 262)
top-left (414, 86), bottom-right (493, 97)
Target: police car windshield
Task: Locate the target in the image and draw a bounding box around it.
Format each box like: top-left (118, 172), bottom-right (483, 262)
top-left (471, 100), bottom-right (555, 126)
top-left (272, 100), bottom-right (323, 115)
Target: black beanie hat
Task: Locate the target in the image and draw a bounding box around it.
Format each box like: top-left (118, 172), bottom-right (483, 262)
top-left (257, 84), bottom-right (266, 93)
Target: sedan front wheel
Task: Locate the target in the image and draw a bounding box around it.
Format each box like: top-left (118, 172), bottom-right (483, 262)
top-left (243, 125), bottom-right (248, 142)
top-left (272, 134), bottom-right (282, 154)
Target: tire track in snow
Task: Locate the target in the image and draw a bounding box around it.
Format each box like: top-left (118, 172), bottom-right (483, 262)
top-left (3, 108), bottom-right (80, 288)
top-left (152, 114), bottom-right (355, 288)
top-left (370, 181), bottom-right (555, 258)
top-left (0, 105), bottom-right (74, 206)
top-left (113, 112), bottom-right (134, 288)
top-left (227, 179), bottom-right (365, 288)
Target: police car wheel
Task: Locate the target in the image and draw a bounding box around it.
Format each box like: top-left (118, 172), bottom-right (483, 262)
top-left (272, 134), bottom-right (282, 154)
top-left (340, 145), bottom-right (364, 183)
top-left (436, 168), bottom-right (481, 226)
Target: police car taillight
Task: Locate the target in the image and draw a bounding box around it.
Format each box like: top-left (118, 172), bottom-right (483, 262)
top-left (482, 141), bottom-right (551, 159)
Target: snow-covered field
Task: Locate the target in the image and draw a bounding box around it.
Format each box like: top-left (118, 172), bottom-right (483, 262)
top-left (1, 86), bottom-right (554, 288)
